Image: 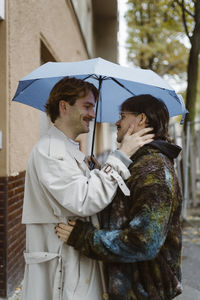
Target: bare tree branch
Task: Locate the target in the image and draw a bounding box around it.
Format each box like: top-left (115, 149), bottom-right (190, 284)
top-left (174, 0), bottom-right (195, 18)
top-left (182, 0), bottom-right (192, 41)
top-left (174, 0), bottom-right (192, 42)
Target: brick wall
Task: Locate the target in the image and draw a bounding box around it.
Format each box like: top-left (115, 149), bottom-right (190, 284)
top-left (0, 177), bottom-right (7, 298)
top-left (0, 172), bottom-right (26, 298)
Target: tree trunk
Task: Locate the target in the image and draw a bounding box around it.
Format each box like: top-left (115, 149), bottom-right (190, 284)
top-left (184, 0), bottom-right (200, 133)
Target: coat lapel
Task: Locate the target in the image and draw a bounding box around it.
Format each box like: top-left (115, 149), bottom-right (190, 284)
top-left (48, 126), bottom-right (85, 164)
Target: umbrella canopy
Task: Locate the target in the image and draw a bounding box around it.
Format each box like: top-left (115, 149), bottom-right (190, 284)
top-left (12, 57), bottom-right (187, 124)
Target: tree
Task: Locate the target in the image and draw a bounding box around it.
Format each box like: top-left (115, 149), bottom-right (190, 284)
top-left (125, 0), bottom-right (188, 80)
top-left (125, 0), bottom-right (200, 130)
top-left (173, 0), bottom-right (200, 131)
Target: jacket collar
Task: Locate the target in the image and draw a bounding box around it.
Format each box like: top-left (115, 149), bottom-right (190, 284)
top-left (47, 126), bottom-right (85, 164)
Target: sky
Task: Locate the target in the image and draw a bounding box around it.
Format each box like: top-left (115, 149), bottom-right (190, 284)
top-left (118, 0), bottom-right (129, 66)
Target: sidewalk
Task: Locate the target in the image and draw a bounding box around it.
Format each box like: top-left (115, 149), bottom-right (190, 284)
top-left (6, 218), bottom-right (200, 300)
top-left (177, 217), bottom-right (200, 300)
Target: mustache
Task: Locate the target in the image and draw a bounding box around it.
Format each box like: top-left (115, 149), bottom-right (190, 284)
top-left (83, 117), bottom-right (93, 121)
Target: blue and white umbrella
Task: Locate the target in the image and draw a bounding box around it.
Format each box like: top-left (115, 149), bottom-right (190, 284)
top-left (12, 57), bottom-right (187, 125)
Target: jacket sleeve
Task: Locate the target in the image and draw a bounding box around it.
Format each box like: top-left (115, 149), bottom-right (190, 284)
top-left (67, 153), bottom-right (175, 262)
top-left (32, 147), bottom-right (131, 217)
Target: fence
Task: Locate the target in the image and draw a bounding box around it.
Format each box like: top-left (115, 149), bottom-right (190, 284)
top-left (170, 121), bottom-right (200, 219)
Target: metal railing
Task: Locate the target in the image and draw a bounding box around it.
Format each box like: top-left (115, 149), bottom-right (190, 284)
top-left (170, 121), bottom-right (200, 219)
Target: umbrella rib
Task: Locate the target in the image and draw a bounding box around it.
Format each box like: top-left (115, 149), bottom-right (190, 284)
top-left (82, 74), bottom-right (108, 81)
top-left (110, 77), bottom-right (136, 96)
top-left (82, 74), bottom-right (95, 81)
top-left (14, 79), bottom-right (39, 98)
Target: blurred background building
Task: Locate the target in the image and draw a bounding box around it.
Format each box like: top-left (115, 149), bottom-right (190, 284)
top-left (0, 0), bottom-right (118, 298)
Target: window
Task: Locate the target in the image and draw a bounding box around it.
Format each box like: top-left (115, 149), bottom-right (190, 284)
top-left (40, 40), bottom-right (56, 136)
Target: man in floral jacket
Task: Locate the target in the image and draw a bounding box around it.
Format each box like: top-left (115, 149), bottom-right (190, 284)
top-left (56, 94), bottom-right (183, 300)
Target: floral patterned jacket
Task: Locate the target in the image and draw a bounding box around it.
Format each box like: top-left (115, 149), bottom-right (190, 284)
top-left (68, 140), bottom-right (183, 300)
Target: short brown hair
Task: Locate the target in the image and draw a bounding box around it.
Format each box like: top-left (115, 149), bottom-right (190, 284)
top-left (45, 77), bottom-right (99, 123)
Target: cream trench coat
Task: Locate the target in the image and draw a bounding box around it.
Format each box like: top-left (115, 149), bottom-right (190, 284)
top-left (21, 126), bottom-right (131, 300)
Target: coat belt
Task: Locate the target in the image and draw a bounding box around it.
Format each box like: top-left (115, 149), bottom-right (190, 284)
top-left (24, 251), bottom-right (60, 263)
top-left (24, 251), bottom-right (63, 300)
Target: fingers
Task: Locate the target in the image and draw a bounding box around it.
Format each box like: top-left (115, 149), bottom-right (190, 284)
top-left (58, 221), bottom-right (76, 228)
top-left (141, 133), bottom-right (154, 140)
top-left (125, 125), bottom-right (154, 137)
top-left (86, 156), bottom-right (92, 163)
top-left (87, 155), bottom-right (101, 170)
top-left (56, 226), bottom-right (71, 234)
top-left (56, 232), bottom-right (70, 242)
top-left (119, 126), bottom-right (155, 157)
top-left (68, 220), bottom-right (76, 226)
top-left (56, 222), bottom-right (75, 231)
top-left (134, 127), bottom-right (154, 137)
top-left (125, 123), bottom-right (136, 136)
top-left (134, 135), bottom-right (154, 148)
top-left (90, 155), bottom-right (97, 163)
top-left (140, 137), bottom-right (154, 146)
top-left (55, 222), bottom-right (75, 242)
top-left (57, 223), bottom-right (68, 230)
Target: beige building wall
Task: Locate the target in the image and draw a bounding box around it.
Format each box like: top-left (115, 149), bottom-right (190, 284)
top-left (0, 9), bottom-right (8, 177)
top-left (5, 0), bottom-right (90, 176)
top-left (71, 0), bottom-right (94, 57)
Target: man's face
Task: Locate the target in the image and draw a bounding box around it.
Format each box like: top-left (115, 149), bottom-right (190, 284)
top-left (115, 111), bottom-right (142, 143)
top-left (67, 91), bottom-right (96, 137)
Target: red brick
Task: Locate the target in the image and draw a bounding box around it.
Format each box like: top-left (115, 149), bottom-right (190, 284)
top-left (0, 192), bottom-right (7, 201)
top-left (0, 172), bottom-right (26, 298)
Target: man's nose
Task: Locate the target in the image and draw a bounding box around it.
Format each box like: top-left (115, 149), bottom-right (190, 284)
top-left (89, 109), bottom-right (96, 119)
top-left (115, 119), bottom-right (120, 126)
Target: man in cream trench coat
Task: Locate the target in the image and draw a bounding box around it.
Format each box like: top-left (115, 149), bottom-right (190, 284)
top-left (21, 77), bottom-right (153, 300)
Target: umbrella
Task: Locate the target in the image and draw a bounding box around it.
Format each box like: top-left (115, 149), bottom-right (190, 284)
top-left (12, 57), bottom-right (188, 154)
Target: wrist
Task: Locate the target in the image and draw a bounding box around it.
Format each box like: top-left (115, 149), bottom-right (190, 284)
top-left (112, 149), bottom-right (132, 167)
top-left (67, 220), bottom-right (94, 249)
top-left (119, 146), bottom-right (130, 158)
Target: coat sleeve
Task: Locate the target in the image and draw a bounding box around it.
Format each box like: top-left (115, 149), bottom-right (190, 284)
top-left (32, 147), bottom-right (131, 217)
top-left (67, 153), bottom-right (175, 262)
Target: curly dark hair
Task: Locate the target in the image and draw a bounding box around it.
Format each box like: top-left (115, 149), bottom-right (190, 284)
top-left (45, 77), bottom-right (99, 123)
top-left (121, 94), bottom-right (170, 141)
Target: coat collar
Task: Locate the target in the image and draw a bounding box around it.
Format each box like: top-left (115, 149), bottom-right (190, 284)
top-left (47, 126), bottom-right (85, 164)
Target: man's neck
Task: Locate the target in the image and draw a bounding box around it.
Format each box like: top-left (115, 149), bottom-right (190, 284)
top-left (54, 122), bottom-right (77, 141)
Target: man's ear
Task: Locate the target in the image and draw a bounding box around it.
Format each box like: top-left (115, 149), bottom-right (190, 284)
top-left (59, 100), bottom-right (69, 115)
